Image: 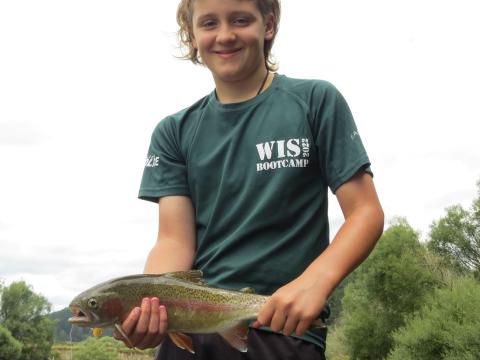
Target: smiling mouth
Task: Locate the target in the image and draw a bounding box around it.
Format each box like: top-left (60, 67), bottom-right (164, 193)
top-left (214, 48), bottom-right (242, 57)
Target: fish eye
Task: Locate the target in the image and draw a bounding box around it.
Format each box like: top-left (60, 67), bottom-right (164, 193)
top-left (87, 298), bottom-right (98, 309)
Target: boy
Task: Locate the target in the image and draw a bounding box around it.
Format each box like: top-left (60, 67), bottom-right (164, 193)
top-left (115, 0), bottom-right (384, 358)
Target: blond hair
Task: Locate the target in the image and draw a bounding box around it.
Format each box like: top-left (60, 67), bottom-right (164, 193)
top-left (176, 0), bottom-right (281, 71)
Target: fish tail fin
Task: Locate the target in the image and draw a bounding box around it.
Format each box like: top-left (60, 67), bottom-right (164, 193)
top-left (218, 321), bottom-right (249, 352)
top-left (169, 332), bottom-right (195, 354)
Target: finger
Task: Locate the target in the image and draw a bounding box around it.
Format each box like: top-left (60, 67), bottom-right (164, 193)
top-left (148, 297), bottom-right (160, 333)
top-left (295, 317), bottom-right (313, 337)
top-left (131, 298), bottom-right (152, 345)
top-left (138, 306), bottom-right (168, 350)
top-left (256, 300), bottom-right (275, 328)
top-left (159, 305), bottom-right (168, 334)
top-left (150, 305), bottom-right (168, 348)
top-left (250, 320), bottom-right (262, 329)
top-left (136, 297), bottom-right (161, 349)
top-left (282, 311), bottom-right (300, 336)
top-left (270, 309), bottom-right (287, 333)
top-left (114, 307), bottom-right (140, 343)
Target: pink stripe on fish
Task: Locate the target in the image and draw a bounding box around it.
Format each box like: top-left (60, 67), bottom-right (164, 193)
top-left (161, 298), bottom-right (235, 312)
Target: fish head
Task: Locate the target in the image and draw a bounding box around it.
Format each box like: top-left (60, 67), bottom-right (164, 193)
top-left (68, 286), bottom-right (125, 328)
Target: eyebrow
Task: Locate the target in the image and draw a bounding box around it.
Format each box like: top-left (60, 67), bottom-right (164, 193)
top-left (195, 13), bottom-right (217, 25)
top-left (195, 11), bottom-right (256, 25)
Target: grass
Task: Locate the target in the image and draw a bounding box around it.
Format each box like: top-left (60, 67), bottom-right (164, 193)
top-left (51, 342), bottom-right (156, 360)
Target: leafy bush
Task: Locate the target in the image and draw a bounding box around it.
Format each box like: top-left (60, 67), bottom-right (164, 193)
top-left (74, 337), bottom-right (120, 360)
top-left (0, 324), bottom-right (22, 360)
top-left (428, 180), bottom-right (480, 279)
top-left (325, 322), bottom-right (350, 360)
top-left (388, 277), bottom-right (480, 360)
top-left (341, 220), bottom-right (445, 359)
top-left (0, 281), bottom-right (54, 360)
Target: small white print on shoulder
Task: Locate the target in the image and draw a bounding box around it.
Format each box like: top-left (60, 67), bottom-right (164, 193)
top-left (145, 154), bottom-right (159, 168)
top-left (350, 130), bottom-right (359, 140)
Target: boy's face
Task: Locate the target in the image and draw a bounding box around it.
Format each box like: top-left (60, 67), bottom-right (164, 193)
top-left (191, 0), bottom-right (273, 83)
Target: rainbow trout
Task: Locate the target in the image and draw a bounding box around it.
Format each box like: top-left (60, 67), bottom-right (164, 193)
top-left (68, 270), bottom-right (326, 353)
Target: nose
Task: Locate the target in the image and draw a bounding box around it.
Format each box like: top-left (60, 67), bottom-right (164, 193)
top-left (216, 25), bottom-right (236, 44)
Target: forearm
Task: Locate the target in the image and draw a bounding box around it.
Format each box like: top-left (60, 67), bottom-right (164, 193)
top-left (302, 202), bottom-right (384, 300)
top-left (143, 238), bottom-right (195, 274)
top-left (117, 197), bottom-right (196, 349)
top-left (254, 200), bottom-right (383, 335)
top-left (144, 196), bottom-right (196, 274)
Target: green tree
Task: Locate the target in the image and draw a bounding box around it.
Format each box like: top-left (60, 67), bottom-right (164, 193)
top-left (327, 274), bottom-right (354, 325)
top-left (325, 321), bottom-right (350, 360)
top-left (341, 219), bottom-right (444, 359)
top-left (0, 281), bottom-right (54, 360)
top-left (74, 337), bottom-right (120, 360)
top-left (0, 324), bottom-right (22, 360)
top-left (388, 277), bottom-right (480, 360)
top-left (428, 180), bottom-right (480, 278)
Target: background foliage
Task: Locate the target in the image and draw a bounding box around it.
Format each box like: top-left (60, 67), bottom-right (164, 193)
top-left (340, 219), bottom-right (444, 359)
top-left (0, 323), bottom-right (22, 360)
top-left (73, 337), bottom-right (120, 360)
top-left (326, 179), bottom-right (480, 360)
top-left (0, 281), bottom-right (54, 360)
top-left (389, 277), bottom-right (480, 360)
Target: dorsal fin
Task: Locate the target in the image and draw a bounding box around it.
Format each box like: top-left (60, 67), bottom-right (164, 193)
top-left (164, 270), bottom-right (206, 285)
top-left (239, 287), bottom-right (256, 294)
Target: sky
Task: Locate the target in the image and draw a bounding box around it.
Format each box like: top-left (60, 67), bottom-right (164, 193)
top-left (1, 0), bottom-right (479, 312)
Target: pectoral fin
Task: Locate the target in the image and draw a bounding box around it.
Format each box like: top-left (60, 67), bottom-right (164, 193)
top-left (114, 323), bottom-right (135, 348)
top-left (218, 321), bottom-right (249, 352)
top-left (169, 332), bottom-right (195, 354)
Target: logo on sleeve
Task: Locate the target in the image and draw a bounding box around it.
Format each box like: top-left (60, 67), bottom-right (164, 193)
top-left (255, 138), bottom-right (310, 172)
top-left (145, 154), bottom-right (159, 168)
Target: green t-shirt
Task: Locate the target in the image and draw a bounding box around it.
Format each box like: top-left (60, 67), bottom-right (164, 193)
top-left (139, 74), bottom-right (371, 348)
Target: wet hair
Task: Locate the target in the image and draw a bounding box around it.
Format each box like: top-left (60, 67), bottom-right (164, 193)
top-left (176, 0), bottom-right (281, 71)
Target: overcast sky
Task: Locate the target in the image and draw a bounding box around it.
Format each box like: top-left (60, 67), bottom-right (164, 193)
top-left (1, 0), bottom-right (479, 311)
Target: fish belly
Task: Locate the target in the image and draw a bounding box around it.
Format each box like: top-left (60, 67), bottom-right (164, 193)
top-left (164, 300), bottom-right (259, 333)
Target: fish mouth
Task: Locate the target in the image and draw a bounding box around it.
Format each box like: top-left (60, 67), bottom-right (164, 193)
top-left (68, 304), bottom-right (92, 326)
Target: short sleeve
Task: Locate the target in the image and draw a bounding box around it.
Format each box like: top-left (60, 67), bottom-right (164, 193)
top-left (138, 117), bottom-right (190, 203)
top-left (312, 83), bottom-right (372, 193)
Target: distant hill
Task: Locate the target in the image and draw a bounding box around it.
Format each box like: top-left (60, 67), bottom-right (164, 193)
top-left (48, 307), bottom-right (112, 342)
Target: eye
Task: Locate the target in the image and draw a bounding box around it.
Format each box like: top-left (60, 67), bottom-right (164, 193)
top-left (233, 17), bottom-right (249, 26)
top-left (202, 20), bottom-right (217, 29)
top-left (88, 298), bottom-right (98, 309)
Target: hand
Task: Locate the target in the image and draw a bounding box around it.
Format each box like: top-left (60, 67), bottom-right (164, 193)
top-left (251, 275), bottom-right (327, 336)
top-left (113, 297), bottom-right (168, 350)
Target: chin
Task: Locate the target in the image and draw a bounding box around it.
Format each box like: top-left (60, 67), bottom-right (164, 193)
top-left (212, 65), bottom-right (256, 83)
top-left (213, 70), bottom-right (243, 82)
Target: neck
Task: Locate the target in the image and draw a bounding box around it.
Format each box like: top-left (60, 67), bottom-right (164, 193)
top-left (214, 67), bottom-right (272, 104)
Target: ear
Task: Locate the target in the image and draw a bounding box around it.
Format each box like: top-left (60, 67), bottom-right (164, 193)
top-left (264, 13), bottom-right (275, 41)
top-left (191, 33), bottom-right (198, 49)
